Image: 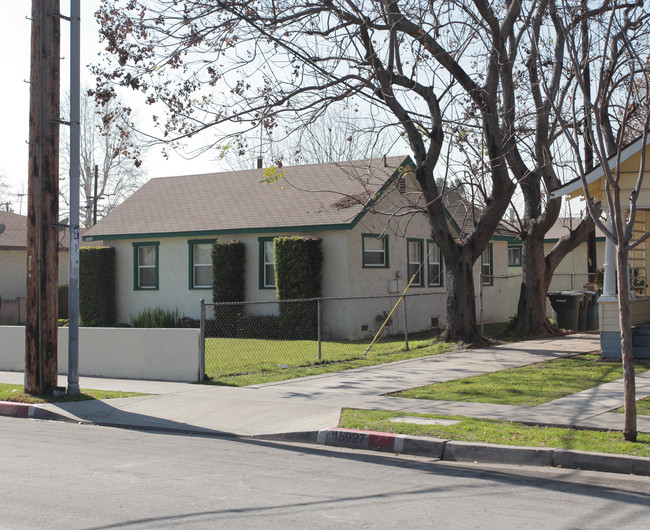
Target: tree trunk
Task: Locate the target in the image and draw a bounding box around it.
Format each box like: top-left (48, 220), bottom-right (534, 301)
top-left (617, 247), bottom-right (637, 442)
top-left (443, 246), bottom-right (487, 345)
top-left (25, 0), bottom-right (60, 395)
top-left (511, 232), bottom-right (560, 337)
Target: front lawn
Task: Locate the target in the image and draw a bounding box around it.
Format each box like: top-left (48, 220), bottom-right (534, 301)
top-left (205, 335), bottom-right (454, 386)
top-left (205, 333), bottom-right (456, 386)
top-left (340, 408), bottom-right (650, 457)
top-left (392, 354), bottom-right (650, 406)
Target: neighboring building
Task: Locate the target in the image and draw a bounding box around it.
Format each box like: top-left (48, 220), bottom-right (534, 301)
top-left (0, 211), bottom-right (70, 324)
top-left (82, 156), bottom-right (513, 336)
top-left (551, 135), bottom-right (650, 358)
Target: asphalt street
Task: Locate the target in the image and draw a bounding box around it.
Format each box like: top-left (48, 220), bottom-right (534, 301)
top-left (1, 417), bottom-right (649, 529)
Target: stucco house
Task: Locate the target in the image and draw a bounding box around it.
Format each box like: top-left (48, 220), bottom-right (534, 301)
top-left (551, 134), bottom-right (650, 357)
top-left (0, 211), bottom-right (70, 324)
top-left (82, 156), bottom-right (512, 337)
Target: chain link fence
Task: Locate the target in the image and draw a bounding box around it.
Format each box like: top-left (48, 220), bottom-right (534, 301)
top-left (200, 292), bottom-right (446, 380)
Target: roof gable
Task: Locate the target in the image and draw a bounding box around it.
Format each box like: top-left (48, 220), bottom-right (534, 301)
top-left (551, 134), bottom-right (650, 200)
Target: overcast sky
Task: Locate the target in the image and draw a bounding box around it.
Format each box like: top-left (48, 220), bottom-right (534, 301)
top-left (0, 1), bottom-right (225, 215)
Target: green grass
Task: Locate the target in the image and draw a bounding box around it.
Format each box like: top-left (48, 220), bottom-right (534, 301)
top-left (0, 383), bottom-right (145, 404)
top-left (613, 396), bottom-right (650, 415)
top-left (204, 333), bottom-right (455, 386)
top-left (633, 397), bottom-right (650, 415)
top-left (393, 354), bottom-right (650, 406)
top-left (340, 408), bottom-right (650, 457)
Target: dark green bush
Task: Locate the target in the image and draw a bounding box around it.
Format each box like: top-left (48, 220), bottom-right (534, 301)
top-left (58, 284), bottom-right (69, 319)
top-left (211, 241), bottom-right (246, 336)
top-left (80, 246), bottom-right (116, 326)
top-left (275, 236), bottom-right (322, 339)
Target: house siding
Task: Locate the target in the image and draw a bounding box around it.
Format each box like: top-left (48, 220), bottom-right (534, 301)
top-left (0, 248), bottom-right (69, 299)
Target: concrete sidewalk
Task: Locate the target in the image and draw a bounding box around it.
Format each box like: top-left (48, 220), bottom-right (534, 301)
top-left (2, 331), bottom-right (650, 475)
top-left (0, 332), bottom-right (610, 436)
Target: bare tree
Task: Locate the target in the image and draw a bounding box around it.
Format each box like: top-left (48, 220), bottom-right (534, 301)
top-left (554, 1), bottom-right (650, 441)
top-left (222, 106), bottom-right (403, 170)
top-left (0, 173), bottom-right (11, 210)
top-left (93, 0), bottom-right (531, 344)
top-left (60, 90), bottom-right (146, 227)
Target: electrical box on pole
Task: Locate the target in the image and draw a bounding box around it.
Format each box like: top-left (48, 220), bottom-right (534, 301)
top-left (25, 0), bottom-right (61, 395)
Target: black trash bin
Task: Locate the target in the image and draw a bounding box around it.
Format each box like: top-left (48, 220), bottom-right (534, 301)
top-left (584, 290), bottom-right (599, 330)
top-left (548, 291), bottom-right (584, 330)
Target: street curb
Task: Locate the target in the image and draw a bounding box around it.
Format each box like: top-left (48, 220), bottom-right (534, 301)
top-left (0, 400), bottom-right (80, 424)
top-left (264, 428), bottom-right (650, 477)
top-left (5, 404), bottom-right (650, 477)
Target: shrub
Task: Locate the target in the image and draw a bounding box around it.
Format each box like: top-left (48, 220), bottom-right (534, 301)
top-left (80, 246), bottom-right (116, 326)
top-left (274, 236), bottom-right (322, 339)
top-left (130, 307), bottom-right (179, 328)
top-left (211, 241), bottom-right (246, 336)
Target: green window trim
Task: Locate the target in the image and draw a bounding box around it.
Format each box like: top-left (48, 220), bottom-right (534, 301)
top-left (133, 242), bottom-right (160, 291)
top-left (188, 239), bottom-right (216, 290)
top-left (426, 240), bottom-right (443, 287)
top-left (362, 233), bottom-right (390, 268)
top-left (407, 238), bottom-right (425, 288)
top-left (258, 236), bottom-right (277, 289)
top-left (508, 245), bottom-right (522, 267)
top-left (481, 244), bottom-right (494, 286)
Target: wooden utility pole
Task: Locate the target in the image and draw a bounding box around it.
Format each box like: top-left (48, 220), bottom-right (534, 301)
top-left (25, 0), bottom-right (60, 395)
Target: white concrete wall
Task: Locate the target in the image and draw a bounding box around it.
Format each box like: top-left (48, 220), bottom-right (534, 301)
top-left (0, 326), bottom-right (200, 382)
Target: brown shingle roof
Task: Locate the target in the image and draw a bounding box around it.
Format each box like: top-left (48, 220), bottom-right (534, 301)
top-left (0, 211), bottom-right (28, 249)
top-left (83, 156), bottom-right (411, 240)
top-left (0, 211), bottom-right (84, 250)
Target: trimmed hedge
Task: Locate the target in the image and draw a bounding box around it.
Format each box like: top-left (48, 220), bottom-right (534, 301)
top-left (211, 240), bottom-right (245, 336)
top-left (80, 246), bottom-right (116, 326)
top-left (274, 236), bottom-right (323, 339)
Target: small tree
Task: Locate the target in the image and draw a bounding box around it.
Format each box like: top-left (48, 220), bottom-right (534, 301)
top-left (60, 90), bottom-right (146, 227)
top-left (556, 4), bottom-right (650, 441)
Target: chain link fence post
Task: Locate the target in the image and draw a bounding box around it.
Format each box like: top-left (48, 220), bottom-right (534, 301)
top-left (317, 298), bottom-right (322, 362)
top-left (403, 294), bottom-right (409, 350)
top-left (199, 298), bottom-right (206, 381)
top-left (478, 272), bottom-right (485, 335)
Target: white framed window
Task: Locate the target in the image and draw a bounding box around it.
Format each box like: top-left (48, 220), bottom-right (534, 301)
top-left (481, 245), bottom-right (493, 286)
top-left (407, 239), bottom-right (424, 287)
top-left (508, 246), bottom-right (522, 267)
top-left (427, 241), bottom-right (443, 286)
top-left (133, 242), bottom-right (159, 290)
top-left (189, 240), bottom-right (214, 289)
top-left (362, 234), bottom-right (389, 268)
top-left (259, 237), bottom-right (276, 289)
